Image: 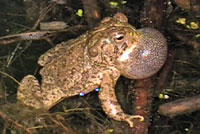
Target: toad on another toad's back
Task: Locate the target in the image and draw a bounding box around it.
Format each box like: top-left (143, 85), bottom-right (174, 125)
top-left (17, 13), bottom-right (167, 127)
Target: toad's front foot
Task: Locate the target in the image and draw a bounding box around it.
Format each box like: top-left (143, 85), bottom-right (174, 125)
top-left (125, 115), bottom-right (144, 127)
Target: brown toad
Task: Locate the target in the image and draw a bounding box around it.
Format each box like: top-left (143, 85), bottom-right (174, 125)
top-left (17, 13), bottom-right (167, 127)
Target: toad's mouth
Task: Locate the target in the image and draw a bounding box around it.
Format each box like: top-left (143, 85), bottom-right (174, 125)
top-left (118, 44), bottom-right (137, 61)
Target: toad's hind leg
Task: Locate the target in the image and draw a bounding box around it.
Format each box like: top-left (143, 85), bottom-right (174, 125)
top-left (18, 75), bottom-right (64, 110)
top-left (17, 75), bottom-right (45, 109)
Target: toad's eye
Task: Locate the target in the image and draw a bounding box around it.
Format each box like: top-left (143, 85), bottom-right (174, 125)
top-left (114, 33), bottom-right (124, 42)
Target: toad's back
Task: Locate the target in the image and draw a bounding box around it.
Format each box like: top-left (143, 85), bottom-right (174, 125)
top-left (18, 35), bottom-right (96, 109)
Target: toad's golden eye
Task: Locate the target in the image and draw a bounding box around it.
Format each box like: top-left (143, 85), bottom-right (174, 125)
top-left (114, 33), bottom-right (124, 42)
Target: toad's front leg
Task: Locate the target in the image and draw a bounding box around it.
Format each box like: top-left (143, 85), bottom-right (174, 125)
top-left (98, 70), bottom-right (144, 127)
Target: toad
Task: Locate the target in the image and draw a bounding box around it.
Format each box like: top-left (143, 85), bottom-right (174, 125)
top-left (17, 13), bottom-right (167, 127)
